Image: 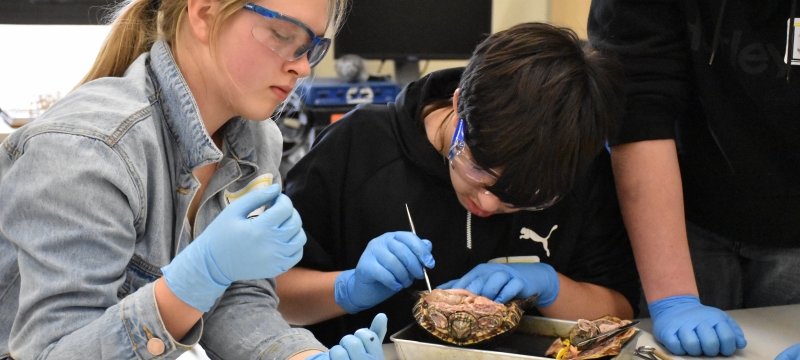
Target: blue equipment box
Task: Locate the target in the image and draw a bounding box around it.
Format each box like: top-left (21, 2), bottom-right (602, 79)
top-left (297, 78), bottom-right (401, 107)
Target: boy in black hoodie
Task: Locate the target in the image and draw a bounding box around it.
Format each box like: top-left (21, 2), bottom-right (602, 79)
top-left (277, 22), bottom-right (641, 347)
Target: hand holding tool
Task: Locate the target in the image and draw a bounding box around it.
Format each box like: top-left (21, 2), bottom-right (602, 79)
top-left (334, 232), bottom-right (434, 313)
top-left (405, 203), bottom-right (432, 293)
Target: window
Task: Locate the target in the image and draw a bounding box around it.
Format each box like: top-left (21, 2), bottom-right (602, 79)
top-left (0, 1), bottom-right (112, 128)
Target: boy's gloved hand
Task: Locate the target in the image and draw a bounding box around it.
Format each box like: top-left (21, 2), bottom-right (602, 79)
top-left (161, 184), bottom-right (306, 312)
top-left (306, 313), bottom-right (388, 360)
top-left (439, 262), bottom-right (559, 306)
top-left (776, 343), bottom-right (800, 360)
top-left (334, 232), bottom-right (434, 313)
top-left (648, 295), bottom-right (747, 356)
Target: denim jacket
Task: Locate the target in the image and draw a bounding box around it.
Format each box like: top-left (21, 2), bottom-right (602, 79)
top-left (0, 40), bottom-right (325, 359)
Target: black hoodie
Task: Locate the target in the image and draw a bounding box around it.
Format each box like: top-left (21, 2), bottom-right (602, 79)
top-left (589, 0), bottom-right (800, 246)
top-left (284, 68), bottom-right (639, 346)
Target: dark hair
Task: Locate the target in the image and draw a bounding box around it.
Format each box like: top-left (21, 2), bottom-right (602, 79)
top-left (457, 22), bottom-right (623, 207)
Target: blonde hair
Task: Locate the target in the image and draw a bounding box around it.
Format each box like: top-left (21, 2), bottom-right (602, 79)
top-left (80, 0), bottom-right (349, 85)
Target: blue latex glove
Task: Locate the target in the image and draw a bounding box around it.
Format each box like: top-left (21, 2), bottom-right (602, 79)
top-left (334, 232), bottom-right (434, 313)
top-left (648, 295), bottom-right (747, 356)
top-left (776, 343), bottom-right (800, 360)
top-left (161, 184), bottom-right (306, 312)
top-left (306, 313), bottom-right (388, 360)
top-left (438, 262), bottom-right (559, 306)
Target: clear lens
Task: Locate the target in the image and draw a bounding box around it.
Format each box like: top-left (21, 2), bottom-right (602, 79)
top-left (245, 3), bottom-right (330, 67)
top-left (251, 18), bottom-right (313, 62)
top-left (306, 39), bottom-right (331, 66)
top-left (447, 118), bottom-right (499, 188)
top-left (449, 146), bottom-right (498, 186)
top-left (448, 120), bottom-right (559, 212)
top-left (512, 196), bottom-right (560, 211)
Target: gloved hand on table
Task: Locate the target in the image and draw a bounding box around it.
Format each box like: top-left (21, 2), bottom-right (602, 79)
top-left (438, 262), bottom-right (559, 306)
top-left (306, 313), bottom-right (388, 360)
top-left (161, 184), bottom-right (306, 312)
top-left (335, 232), bottom-right (435, 314)
top-left (777, 343), bottom-right (800, 360)
top-left (648, 295), bottom-right (747, 356)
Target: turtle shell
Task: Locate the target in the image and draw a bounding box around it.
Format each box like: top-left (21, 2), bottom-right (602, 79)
top-left (412, 288), bottom-right (523, 346)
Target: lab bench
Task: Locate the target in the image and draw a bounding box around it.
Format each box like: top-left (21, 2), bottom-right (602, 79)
top-left (381, 303), bottom-right (800, 360)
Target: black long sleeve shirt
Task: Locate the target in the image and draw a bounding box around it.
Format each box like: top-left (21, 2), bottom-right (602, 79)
top-left (589, 0), bottom-right (800, 246)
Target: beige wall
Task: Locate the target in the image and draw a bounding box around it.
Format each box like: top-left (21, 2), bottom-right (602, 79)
top-left (312, 0), bottom-right (552, 78)
top-left (549, 0), bottom-right (591, 39)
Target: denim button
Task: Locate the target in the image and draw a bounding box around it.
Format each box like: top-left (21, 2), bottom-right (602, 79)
top-left (147, 337), bottom-right (165, 356)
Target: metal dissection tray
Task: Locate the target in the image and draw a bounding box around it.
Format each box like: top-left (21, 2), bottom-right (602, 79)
top-left (390, 315), bottom-right (639, 360)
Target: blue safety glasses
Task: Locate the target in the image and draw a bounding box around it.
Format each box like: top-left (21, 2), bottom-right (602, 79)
top-left (448, 118), bottom-right (500, 186)
top-left (447, 118), bottom-right (559, 211)
top-left (243, 3), bottom-right (331, 67)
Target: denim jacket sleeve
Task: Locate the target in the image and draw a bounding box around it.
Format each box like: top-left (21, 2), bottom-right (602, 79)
top-left (201, 280), bottom-right (326, 360)
top-left (1, 131), bottom-right (201, 359)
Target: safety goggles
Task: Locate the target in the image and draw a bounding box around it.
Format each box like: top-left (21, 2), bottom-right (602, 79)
top-left (243, 3), bottom-right (331, 67)
top-left (448, 118), bottom-right (500, 186)
top-left (447, 118), bottom-right (559, 211)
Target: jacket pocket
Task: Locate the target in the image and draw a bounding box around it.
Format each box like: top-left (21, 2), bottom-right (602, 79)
top-left (117, 254), bottom-right (162, 299)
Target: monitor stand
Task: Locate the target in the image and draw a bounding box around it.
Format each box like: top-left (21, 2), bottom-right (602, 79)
top-left (394, 58), bottom-right (421, 87)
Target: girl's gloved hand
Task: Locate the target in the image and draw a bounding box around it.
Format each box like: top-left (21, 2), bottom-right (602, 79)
top-left (648, 295), bottom-right (747, 356)
top-left (161, 184), bottom-right (306, 312)
top-left (306, 313), bottom-right (388, 360)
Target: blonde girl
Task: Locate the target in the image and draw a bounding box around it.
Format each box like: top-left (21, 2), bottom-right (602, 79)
top-left (0, 0), bottom-right (387, 359)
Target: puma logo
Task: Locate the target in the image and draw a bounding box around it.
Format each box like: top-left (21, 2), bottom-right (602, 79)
top-left (519, 225), bottom-right (558, 257)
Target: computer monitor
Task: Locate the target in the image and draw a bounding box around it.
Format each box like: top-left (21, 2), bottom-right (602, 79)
top-left (334, 0), bottom-right (492, 85)
top-left (0, 0), bottom-right (111, 24)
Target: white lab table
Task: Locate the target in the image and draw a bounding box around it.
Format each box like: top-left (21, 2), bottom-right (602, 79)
top-left (382, 303), bottom-right (800, 359)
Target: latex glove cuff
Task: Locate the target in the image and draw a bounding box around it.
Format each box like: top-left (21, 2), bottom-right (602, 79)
top-left (647, 294), bottom-right (700, 316)
top-left (334, 269), bottom-right (368, 314)
top-left (161, 244), bottom-right (229, 312)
